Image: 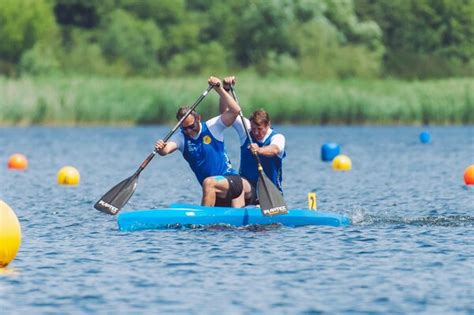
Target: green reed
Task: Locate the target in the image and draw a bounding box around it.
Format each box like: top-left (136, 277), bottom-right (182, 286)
top-left (0, 75), bottom-right (473, 125)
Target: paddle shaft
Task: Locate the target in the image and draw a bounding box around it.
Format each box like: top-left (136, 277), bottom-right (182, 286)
top-left (229, 86), bottom-right (277, 201)
top-left (229, 86), bottom-right (265, 172)
top-left (95, 84), bottom-right (216, 214)
top-left (134, 84), bottom-right (215, 176)
top-left (229, 86), bottom-right (287, 216)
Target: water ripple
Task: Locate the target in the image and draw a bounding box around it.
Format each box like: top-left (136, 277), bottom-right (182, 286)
top-left (0, 126), bottom-right (472, 314)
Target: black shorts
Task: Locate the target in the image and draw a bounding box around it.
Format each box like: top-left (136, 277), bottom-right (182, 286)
top-left (215, 175), bottom-right (243, 207)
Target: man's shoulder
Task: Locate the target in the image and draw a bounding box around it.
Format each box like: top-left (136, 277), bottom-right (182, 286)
top-left (271, 129), bottom-right (285, 138)
top-left (171, 131), bottom-right (185, 141)
top-left (205, 115), bottom-right (226, 141)
top-left (206, 115), bottom-right (223, 127)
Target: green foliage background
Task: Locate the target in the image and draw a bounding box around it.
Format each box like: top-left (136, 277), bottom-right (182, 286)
top-left (0, 0), bottom-right (473, 124)
top-left (2, 0), bottom-right (472, 79)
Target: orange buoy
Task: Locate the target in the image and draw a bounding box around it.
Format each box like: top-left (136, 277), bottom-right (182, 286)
top-left (7, 154), bottom-right (28, 170)
top-left (464, 164), bottom-right (474, 185)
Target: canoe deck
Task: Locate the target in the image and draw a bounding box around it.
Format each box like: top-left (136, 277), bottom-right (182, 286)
top-left (118, 203), bottom-right (351, 231)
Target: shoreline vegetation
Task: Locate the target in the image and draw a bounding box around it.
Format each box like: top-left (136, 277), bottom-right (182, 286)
top-left (1, 75), bottom-right (473, 126)
top-left (2, 1), bottom-right (473, 126)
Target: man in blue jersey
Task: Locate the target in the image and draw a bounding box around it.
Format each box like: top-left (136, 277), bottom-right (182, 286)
top-left (155, 76), bottom-right (252, 208)
top-left (221, 77), bottom-right (286, 205)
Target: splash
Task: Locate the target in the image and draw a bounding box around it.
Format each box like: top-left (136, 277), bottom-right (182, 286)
top-left (348, 207), bottom-right (474, 227)
top-left (384, 215), bottom-right (474, 227)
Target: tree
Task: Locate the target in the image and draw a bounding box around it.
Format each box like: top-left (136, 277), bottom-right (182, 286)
top-left (166, 41), bottom-right (227, 75)
top-left (100, 10), bottom-right (163, 74)
top-left (355, 0), bottom-right (474, 78)
top-left (234, 0), bottom-right (297, 66)
top-left (119, 0), bottom-right (185, 28)
top-left (0, 0), bottom-right (57, 74)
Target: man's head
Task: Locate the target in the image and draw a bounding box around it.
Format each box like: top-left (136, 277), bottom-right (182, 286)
top-left (176, 106), bottom-right (201, 137)
top-left (249, 109), bottom-right (271, 141)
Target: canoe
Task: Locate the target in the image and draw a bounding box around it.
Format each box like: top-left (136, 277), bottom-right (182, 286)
top-left (117, 203), bottom-right (351, 231)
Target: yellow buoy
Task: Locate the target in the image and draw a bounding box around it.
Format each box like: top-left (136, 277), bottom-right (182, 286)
top-left (332, 154), bottom-right (352, 171)
top-left (0, 200), bottom-right (22, 268)
top-left (57, 166), bottom-right (80, 185)
top-left (7, 153), bottom-right (28, 170)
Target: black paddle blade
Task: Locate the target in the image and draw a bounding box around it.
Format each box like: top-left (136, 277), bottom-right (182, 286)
top-left (257, 174), bottom-right (288, 216)
top-left (94, 175), bottom-right (139, 215)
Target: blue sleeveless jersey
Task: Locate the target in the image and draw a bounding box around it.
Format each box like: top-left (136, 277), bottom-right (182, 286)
top-left (239, 130), bottom-right (285, 192)
top-left (182, 123), bottom-right (237, 185)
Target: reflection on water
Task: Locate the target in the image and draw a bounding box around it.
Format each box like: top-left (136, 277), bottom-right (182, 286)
top-left (0, 268), bottom-right (20, 276)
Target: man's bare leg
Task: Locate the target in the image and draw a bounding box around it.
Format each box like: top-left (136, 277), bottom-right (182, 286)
top-left (201, 176), bottom-right (230, 206)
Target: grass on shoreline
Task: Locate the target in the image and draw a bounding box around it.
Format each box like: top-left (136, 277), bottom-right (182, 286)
top-left (1, 75), bottom-right (473, 125)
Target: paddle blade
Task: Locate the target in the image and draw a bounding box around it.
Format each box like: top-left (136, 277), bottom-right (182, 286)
top-left (94, 175), bottom-right (139, 215)
top-left (257, 174), bottom-right (288, 216)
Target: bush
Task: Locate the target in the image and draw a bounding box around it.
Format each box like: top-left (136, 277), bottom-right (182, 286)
top-left (19, 43), bottom-right (60, 75)
top-left (166, 42), bottom-right (227, 76)
top-left (57, 29), bottom-right (122, 76)
top-left (0, 0), bottom-right (57, 74)
top-left (293, 19), bottom-right (381, 80)
top-left (100, 9), bottom-right (163, 74)
top-left (255, 51), bottom-right (299, 77)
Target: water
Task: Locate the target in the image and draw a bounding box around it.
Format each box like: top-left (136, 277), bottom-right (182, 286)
top-left (1, 126), bottom-right (473, 314)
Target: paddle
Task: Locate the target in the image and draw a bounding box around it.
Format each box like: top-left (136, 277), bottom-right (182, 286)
top-left (229, 86), bottom-right (288, 216)
top-left (94, 84), bottom-right (215, 215)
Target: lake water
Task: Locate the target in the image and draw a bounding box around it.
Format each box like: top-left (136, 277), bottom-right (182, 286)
top-left (1, 126), bottom-right (473, 314)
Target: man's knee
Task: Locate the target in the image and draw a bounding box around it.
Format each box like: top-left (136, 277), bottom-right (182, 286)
top-left (241, 178), bottom-right (252, 193)
top-left (241, 177), bottom-right (257, 206)
top-left (203, 176), bottom-right (229, 195)
top-left (202, 177), bottom-right (216, 188)
top-left (202, 178), bottom-right (217, 197)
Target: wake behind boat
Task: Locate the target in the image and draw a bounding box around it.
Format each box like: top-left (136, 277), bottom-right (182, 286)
top-left (118, 203), bottom-right (351, 231)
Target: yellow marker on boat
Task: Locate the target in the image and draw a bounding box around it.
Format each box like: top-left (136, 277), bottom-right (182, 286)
top-left (308, 192), bottom-right (317, 210)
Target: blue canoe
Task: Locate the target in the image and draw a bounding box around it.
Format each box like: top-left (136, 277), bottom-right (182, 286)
top-left (118, 203), bottom-right (351, 231)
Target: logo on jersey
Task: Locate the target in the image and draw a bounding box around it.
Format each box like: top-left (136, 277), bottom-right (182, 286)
top-left (203, 135), bottom-right (212, 144)
top-left (186, 141), bottom-right (199, 153)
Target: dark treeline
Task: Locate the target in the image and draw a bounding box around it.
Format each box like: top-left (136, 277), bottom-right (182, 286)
top-left (1, 0), bottom-right (473, 79)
